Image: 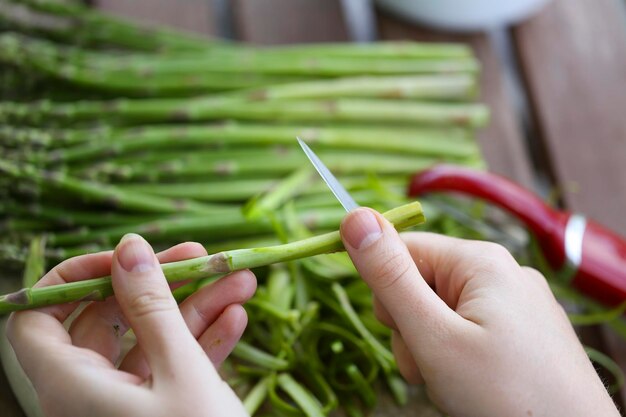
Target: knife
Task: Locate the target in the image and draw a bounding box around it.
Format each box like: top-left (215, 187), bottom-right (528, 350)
top-left (297, 137), bottom-right (359, 212)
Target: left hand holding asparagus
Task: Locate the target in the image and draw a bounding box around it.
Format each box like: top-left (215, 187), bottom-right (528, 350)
top-left (7, 234), bottom-right (256, 417)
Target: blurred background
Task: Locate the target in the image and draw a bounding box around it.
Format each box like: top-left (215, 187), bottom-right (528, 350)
top-left (1, 0), bottom-right (625, 415)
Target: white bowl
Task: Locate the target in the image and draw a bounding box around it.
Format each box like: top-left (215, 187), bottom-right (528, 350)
top-left (376, 0), bottom-right (552, 31)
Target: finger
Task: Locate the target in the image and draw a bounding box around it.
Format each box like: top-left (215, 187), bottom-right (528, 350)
top-left (392, 331), bottom-right (423, 384)
top-left (179, 270), bottom-right (256, 337)
top-left (373, 296), bottom-right (397, 330)
top-left (117, 344), bottom-right (150, 379)
top-left (69, 242), bottom-right (208, 363)
top-left (119, 270), bottom-right (256, 377)
top-left (197, 304), bottom-right (248, 368)
top-left (110, 234), bottom-right (211, 382)
top-left (340, 208), bottom-right (459, 342)
top-left (28, 251), bottom-right (114, 322)
top-left (6, 251), bottom-right (114, 386)
top-left (401, 232), bottom-right (521, 310)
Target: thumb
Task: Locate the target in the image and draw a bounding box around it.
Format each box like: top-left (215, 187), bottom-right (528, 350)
top-left (111, 233), bottom-right (208, 380)
top-left (340, 208), bottom-right (457, 342)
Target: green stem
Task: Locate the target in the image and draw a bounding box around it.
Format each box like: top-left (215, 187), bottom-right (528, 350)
top-left (6, 0), bottom-right (218, 51)
top-left (21, 236), bottom-right (46, 288)
top-left (117, 175), bottom-right (404, 202)
top-left (47, 123), bottom-right (473, 164)
top-left (585, 346), bottom-right (625, 394)
top-left (276, 373), bottom-right (325, 417)
top-left (0, 202), bottom-right (424, 313)
top-left (332, 283), bottom-right (395, 371)
top-left (243, 377), bottom-right (271, 415)
top-left (0, 159), bottom-right (226, 214)
top-left (46, 207), bottom-right (345, 247)
top-left (0, 97), bottom-right (489, 127)
top-left (232, 342), bottom-right (291, 371)
top-left (84, 148), bottom-right (480, 182)
top-left (244, 167), bottom-right (315, 219)
top-left (346, 364), bottom-right (376, 408)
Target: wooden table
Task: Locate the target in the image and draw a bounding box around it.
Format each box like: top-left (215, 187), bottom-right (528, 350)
top-left (2, 0), bottom-right (626, 415)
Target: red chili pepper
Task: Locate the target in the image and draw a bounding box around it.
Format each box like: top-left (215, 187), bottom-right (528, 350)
top-left (408, 164), bottom-right (626, 307)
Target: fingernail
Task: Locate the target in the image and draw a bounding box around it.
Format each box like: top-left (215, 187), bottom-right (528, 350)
top-left (342, 209), bottom-right (383, 250)
top-left (117, 233), bottom-right (155, 273)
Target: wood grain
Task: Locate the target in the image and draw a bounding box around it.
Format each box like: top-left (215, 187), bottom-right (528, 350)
top-left (95, 0), bottom-right (216, 35)
top-left (232, 0), bottom-right (348, 44)
top-left (514, 0), bottom-right (626, 406)
top-left (378, 12), bottom-right (535, 189)
top-left (514, 0), bottom-right (626, 237)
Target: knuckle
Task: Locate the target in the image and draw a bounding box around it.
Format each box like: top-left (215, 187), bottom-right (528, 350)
top-left (478, 241), bottom-right (512, 260)
top-left (461, 241), bottom-right (517, 273)
top-left (522, 266), bottom-right (551, 289)
top-left (522, 266), bottom-right (543, 279)
top-left (371, 251), bottom-right (413, 291)
top-left (126, 288), bottom-right (176, 319)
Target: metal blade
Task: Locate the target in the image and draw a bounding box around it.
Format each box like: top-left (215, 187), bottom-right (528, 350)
top-left (296, 137), bottom-right (359, 212)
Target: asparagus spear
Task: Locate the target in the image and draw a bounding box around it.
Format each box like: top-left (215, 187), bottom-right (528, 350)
top-left (45, 122), bottom-right (475, 164)
top-left (82, 147), bottom-right (482, 182)
top-left (0, 202), bottom-right (424, 313)
top-left (0, 159), bottom-right (229, 214)
top-left (0, 95), bottom-right (490, 126)
top-left (5, 0), bottom-right (217, 51)
top-left (117, 175), bottom-right (404, 202)
top-left (0, 125), bottom-right (105, 149)
top-left (46, 207), bottom-right (345, 247)
top-left (4, 1), bottom-right (474, 60)
top-left (1, 201), bottom-right (165, 228)
top-left (0, 32), bottom-right (478, 74)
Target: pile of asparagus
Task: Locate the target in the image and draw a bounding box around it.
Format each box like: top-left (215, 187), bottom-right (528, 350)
top-left (0, 1), bottom-right (489, 415)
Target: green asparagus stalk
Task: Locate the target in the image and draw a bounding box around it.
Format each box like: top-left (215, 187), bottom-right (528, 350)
top-left (0, 202), bottom-right (424, 313)
top-left (45, 122), bottom-right (474, 164)
top-left (0, 159), bottom-right (228, 214)
top-left (0, 34), bottom-right (304, 94)
top-left (1, 201), bottom-right (165, 228)
top-left (0, 31), bottom-right (478, 76)
top-left (119, 178), bottom-right (279, 202)
top-left (275, 373), bottom-right (326, 417)
top-left (117, 175), bottom-right (404, 203)
top-left (5, 0), bottom-right (218, 51)
top-left (0, 94), bottom-right (489, 127)
top-left (46, 207), bottom-right (346, 247)
top-left (5, 2), bottom-right (474, 60)
top-left (243, 377), bottom-right (271, 415)
top-left (244, 167), bottom-right (316, 219)
top-left (0, 125), bottom-right (105, 149)
top-left (82, 148), bottom-right (481, 182)
top-left (21, 236), bottom-right (46, 288)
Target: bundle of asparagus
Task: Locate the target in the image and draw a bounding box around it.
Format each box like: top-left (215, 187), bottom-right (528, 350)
top-left (0, 1), bottom-right (493, 415)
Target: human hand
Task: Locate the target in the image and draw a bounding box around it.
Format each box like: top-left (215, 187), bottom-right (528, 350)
top-left (7, 234), bottom-right (256, 417)
top-left (340, 208), bottom-right (619, 417)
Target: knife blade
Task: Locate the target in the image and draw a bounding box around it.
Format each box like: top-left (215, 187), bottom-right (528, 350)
top-left (296, 137), bottom-right (359, 212)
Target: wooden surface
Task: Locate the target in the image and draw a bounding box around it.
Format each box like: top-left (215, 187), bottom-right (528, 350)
top-left (514, 0), bottom-right (626, 237)
top-left (377, 14), bottom-right (535, 189)
top-left (514, 0), bottom-right (626, 405)
top-left (233, 0), bottom-right (349, 44)
top-left (97, 0), bottom-right (218, 34)
top-left (2, 0), bottom-right (626, 415)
